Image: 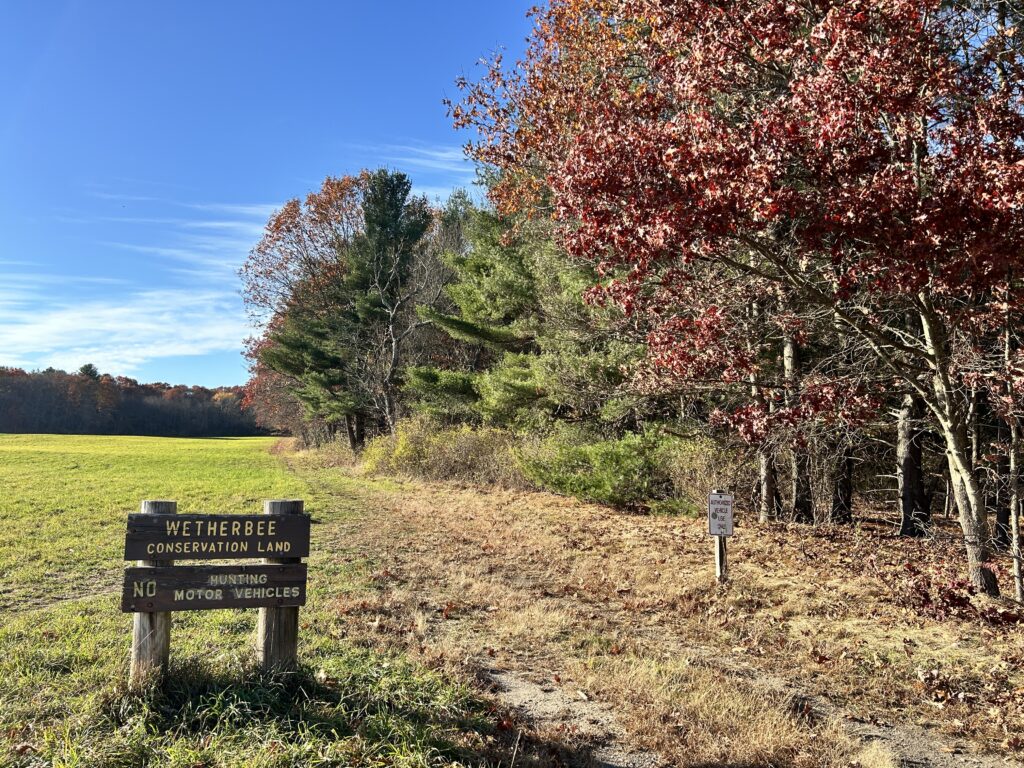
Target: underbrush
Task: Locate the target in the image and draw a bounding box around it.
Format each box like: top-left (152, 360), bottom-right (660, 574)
top-left (361, 416), bottom-right (529, 488)
top-left (354, 417), bottom-right (752, 513)
top-left (516, 426), bottom-right (668, 508)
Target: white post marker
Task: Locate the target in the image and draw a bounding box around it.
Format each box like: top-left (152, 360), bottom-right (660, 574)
top-left (709, 490), bottom-right (734, 583)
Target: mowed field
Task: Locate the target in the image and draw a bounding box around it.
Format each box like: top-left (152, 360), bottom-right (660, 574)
top-left (0, 435), bottom-right (500, 768)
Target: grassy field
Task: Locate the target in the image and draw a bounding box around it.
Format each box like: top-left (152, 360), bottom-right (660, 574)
top-left (4, 435), bottom-right (1022, 768)
top-left (0, 435), bottom-right (504, 768)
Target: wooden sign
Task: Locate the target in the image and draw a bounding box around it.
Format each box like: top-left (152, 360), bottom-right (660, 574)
top-left (122, 563), bottom-right (307, 612)
top-left (124, 513), bottom-right (310, 560)
top-left (125, 499), bottom-right (309, 688)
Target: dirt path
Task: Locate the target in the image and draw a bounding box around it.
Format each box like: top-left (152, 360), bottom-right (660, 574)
top-left (0, 573), bottom-right (121, 614)
top-left (488, 670), bottom-right (661, 768)
top-left (299, 466), bottom-right (1023, 768)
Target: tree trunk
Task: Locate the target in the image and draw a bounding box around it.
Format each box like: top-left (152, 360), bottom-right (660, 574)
top-left (830, 446), bottom-right (854, 524)
top-left (995, 499), bottom-right (1011, 550)
top-left (995, 419), bottom-right (1012, 550)
top-left (758, 446), bottom-right (782, 523)
top-left (747, 301), bottom-right (780, 524)
top-left (968, 385), bottom-right (981, 476)
top-left (1005, 311), bottom-right (1023, 601)
top-left (790, 450), bottom-right (814, 523)
top-left (784, 333), bottom-right (814, 523)
top-left (897, 394), bottom-right (930, 537)
top-left (382, 390), bottom-right (398, 435)
top-left (344, 414), bottom-right (362, 453)
top-left (1010, 415), bottom-right (1024, 603)
top-left (920, 307), bottom-right (999, 595)
top-left (946, 448), bottom-right (999, 595)
top-left (943, 467), bottom-right (956, 519)
top-left (354, 412), bottom-right (366, 449)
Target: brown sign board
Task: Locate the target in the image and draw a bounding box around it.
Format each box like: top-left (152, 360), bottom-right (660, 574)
top-left (121, 563), bottom-right (307, 612)
top-left (124, 513), bottom-right (310, 561)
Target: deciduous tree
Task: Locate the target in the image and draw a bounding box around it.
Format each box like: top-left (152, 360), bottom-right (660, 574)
top-left (454, 0), bottom-right (1024, 594)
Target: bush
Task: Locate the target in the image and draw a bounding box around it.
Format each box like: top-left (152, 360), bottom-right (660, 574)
top-left (300, 437), bottom-right (358, 468)
top-left (653, 433), bottom-right (754, 515)
top-left (517, 426), bottom-right (670, 509)
top-left (361, 416), bottom-right (529, 487)
top-left (517, 426), bottom-right (752, 513)
top-left (362, 417), bottom-right (752, 514)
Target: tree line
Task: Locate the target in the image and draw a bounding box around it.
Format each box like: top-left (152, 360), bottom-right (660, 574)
top-left (243, 1), bottom-right (1024, 600)
top-left (0, 365), bottom-right (261, 437)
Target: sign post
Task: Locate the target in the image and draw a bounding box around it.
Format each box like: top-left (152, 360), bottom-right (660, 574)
top-left (708, 490), bottom-right (734, 583)
top-left (257, 499), bottom-right (304, 671)
top-left (122, 498), bottom-right (310, 686)
top-left (130, 500), bottom-right (176, 687)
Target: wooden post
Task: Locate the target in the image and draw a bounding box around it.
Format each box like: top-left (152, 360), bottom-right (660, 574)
top-left (257, 499), bottom-right (303, 671)
top-left (130, 499), bottom-right (176, 687)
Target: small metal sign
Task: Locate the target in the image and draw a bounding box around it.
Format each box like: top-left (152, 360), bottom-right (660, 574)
top-left (121, 563), bottom-right (307, 612)
top-left (708, 492), bottom-right (734, 537)
top-left (124, 513), bottom-right (310, 560)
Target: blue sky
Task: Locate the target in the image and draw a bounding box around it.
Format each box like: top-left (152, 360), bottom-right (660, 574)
top-left (0, 1), bottom-right (530, 386)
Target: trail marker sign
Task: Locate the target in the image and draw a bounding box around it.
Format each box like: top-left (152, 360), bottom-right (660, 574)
top-left (708, 492), bottom-right (734, 537)
top-left (708, 490), bottom-right (733, 584)
top-left (123, 499), bottom-right (309, 687)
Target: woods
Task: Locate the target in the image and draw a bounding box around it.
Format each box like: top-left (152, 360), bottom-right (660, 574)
top-left (0, 365), bottom-right (259, 437)
top-left (239, 1), bottom-right (1024, 601)
top-left (7, 4), bottom-right (1024, 766)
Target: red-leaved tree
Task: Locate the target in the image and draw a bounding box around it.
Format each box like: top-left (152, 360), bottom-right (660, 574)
top-left (454, 0), bottom-right (1024, 594)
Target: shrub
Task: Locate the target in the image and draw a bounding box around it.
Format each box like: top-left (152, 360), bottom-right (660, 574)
top-left (362, 418), bottom-right (751, 514)
top-left (300, 437), bottom-right (358, 467)
top-left (360, 431), bottom-right (398, 475)
top-left (516, 426), bottom-right (670, 509)
top-left (517, 426), bottom-right (751, 513)
top-left (653, 433), bottom-right (754, 515)
top-left (360, 416), bottom-right (529, 487)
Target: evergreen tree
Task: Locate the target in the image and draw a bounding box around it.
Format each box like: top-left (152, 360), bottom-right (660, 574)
top-left (253, 169), bottom-right (461, 445)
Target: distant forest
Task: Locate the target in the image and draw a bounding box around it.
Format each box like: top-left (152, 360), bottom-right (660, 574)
top-left (0, 364), bottom-right (262, 437)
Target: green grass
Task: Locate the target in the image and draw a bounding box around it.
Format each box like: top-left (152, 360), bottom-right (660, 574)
top-left (0, 435), bottom-right (307, 608)
top-left (0, 435), bottom-right (501, 768)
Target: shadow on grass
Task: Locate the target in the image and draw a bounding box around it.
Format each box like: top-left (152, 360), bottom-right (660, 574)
top-left (93, 656), bottom-right (671, 768)
top-left (98, 660), bottom-right (480, 761)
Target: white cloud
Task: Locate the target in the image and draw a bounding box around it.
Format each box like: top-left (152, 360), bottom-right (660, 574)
top-left (104, 236), bottom-right (251, 276)
top-left (182, 202), bottom-right (281, 219)
top-left (0, 196), bottom-right (277, 376)
top-left (182, 219), bottom-right (267, 237)
top-left (379, 144), bottom-right (473, 175)
top-left (0, 284), bottom-right (248, 374)
top-left (87, 190), bottom-right (162, 203)
top-left (346, 142), bottom-right (477, 191)
top-left (93, 198), bottom-right (277, 281)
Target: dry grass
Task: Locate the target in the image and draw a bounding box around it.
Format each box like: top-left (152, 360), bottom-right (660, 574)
top-left (360, 416), bottom-right (531, 489)
top-left (293, 448), bottom-right (1024, 767)
top-left (580, 655), bottom-right (838, 764)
